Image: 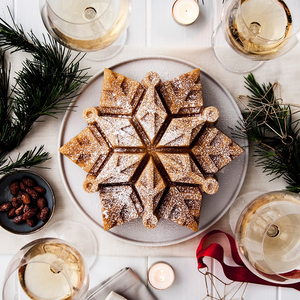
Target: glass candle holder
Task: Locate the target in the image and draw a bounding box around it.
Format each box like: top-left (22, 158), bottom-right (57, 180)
top-left (172, 0), bottom-right (200, 25)
top-left (148, 262), bottom-right (175, 290)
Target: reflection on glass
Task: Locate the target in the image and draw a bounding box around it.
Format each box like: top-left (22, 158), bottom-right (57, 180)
top-left (236, 191), bottom-right (300, 284)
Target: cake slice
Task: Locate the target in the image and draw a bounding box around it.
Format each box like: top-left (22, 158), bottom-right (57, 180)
top-left (100, 68), bottom-right (144, 115)
top-left (135, 157), bottom-right (166, 229)
top-left (83, 153), bottom-right (145, 193)
top-left (135, 72), bottom-right (168, 144)
top-left (59, 126), bottom-right (110, 173)
top-left (157, 153), bottom-right (219, 195)
top-left (159, 68), bottom-right (203, 115)
top-left (158, 185), bottom-right (202, 232)
top-left (100, 185), bottom-right (143, 231)
top-left (83, 106), bottom-right (145, 148)
top-left (192, 127), bottom-right (244, 174)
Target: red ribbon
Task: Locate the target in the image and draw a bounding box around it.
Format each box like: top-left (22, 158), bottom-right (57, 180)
top-left (196, 230), bottom-right (300, 291)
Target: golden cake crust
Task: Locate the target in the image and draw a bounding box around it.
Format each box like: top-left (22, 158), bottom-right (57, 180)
top-left (135, 157), bottom-right (166, 229)
top-left (100, 68), bottom-right (144, 115)
top-left (135, 72), bottom-right (168, 144)
top-left (158, 186), bottom-right (203, 232)
top-left (100, 185), bottom-right (143, 231)
top-left (59, 127), bottom-right (110, 173)
top-left (159, 68), bottom-right (203, 114)
top-left (192, 127), bottom-right (244, 174)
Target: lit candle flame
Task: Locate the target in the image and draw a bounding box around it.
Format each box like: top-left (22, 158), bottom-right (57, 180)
top-left (148, 263), bottom-right (175, 289)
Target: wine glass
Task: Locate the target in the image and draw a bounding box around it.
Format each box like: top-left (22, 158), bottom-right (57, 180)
top-left (2, 237), bottom-right (89, 300)
top-left (212, 0), bottom-right (300, 73)
top-left (43, 220), bottom-right (98, 270)
top-left (235, 191), bottom-right (300, 284)
top-left (39, 0), bottom-right (132, 60)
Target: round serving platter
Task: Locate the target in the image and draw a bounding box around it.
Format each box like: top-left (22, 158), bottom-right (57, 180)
top-left (58, 56), bottom-right (248, 246)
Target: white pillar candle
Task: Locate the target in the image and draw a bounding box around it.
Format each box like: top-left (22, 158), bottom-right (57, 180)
top-left (148, 262), bottom-right (175, 290)
top-left (172, 0), bottom-right (200, 25)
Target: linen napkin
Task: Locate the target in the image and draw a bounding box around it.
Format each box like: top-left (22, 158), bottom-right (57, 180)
top-left (104, 291), bottom-right (127, 300)
top-left (86, 267), bottom-right (157, 300)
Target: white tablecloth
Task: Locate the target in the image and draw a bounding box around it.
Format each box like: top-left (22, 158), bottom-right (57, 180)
top-left (1, 0), bottom-right (300, 299)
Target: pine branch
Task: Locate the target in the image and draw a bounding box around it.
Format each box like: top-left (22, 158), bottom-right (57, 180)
top-left (0, 146), bottom-right (50, 175)
top-left (0, 15), bottom-right (38, 53)
top-left (235, 74), bottom-right (300, 193)
top-left (0, 14), bottom-right (90, 174)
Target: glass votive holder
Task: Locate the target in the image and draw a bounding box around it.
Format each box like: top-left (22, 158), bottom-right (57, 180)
top-left (148, 262), bottom-right (175, 290)
top-left (172, 0), bottom-right (200, 25)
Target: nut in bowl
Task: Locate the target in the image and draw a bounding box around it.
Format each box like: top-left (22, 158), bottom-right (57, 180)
top-left (0, 170), bottom-right (55, 234)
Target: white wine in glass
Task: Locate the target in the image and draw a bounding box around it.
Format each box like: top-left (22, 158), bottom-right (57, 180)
top-left (236, 191), bottom-right (300, 284)
top-left (226, 0), bottom-right (292, 58)
top-left (40, 0), bottom-right (131, 60)
top-left (212, 0), bottom-right (300, 72)
top-left (2, 238), bottom-right (89, 300)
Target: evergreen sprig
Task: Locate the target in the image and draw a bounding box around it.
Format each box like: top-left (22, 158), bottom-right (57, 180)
top-left (0, 146), bottom-right (50, 175)
top-left (235, 73), bottom-right (300, 193)
top-left (0, 15), bottom-right (89, 174)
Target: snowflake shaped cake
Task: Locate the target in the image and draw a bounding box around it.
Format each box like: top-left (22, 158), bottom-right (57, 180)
top-left (59, 68), bottom-right (244, 231)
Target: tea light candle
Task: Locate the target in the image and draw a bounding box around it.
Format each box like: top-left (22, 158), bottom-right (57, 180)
top-left (172, 0), bottom-right (200, 25)
top-left (148, 262), bottom-right (175, 290)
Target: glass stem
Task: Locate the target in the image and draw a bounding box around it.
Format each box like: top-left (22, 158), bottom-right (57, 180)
top-left (267, 224), bottom-right (279, 238)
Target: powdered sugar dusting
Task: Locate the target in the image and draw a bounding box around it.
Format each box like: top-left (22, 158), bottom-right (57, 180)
top-left (60, 67), bottom-right (244, 233)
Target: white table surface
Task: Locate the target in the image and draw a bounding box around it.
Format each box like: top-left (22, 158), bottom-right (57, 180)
top-left (1, 0), bottom-right (300, 299)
